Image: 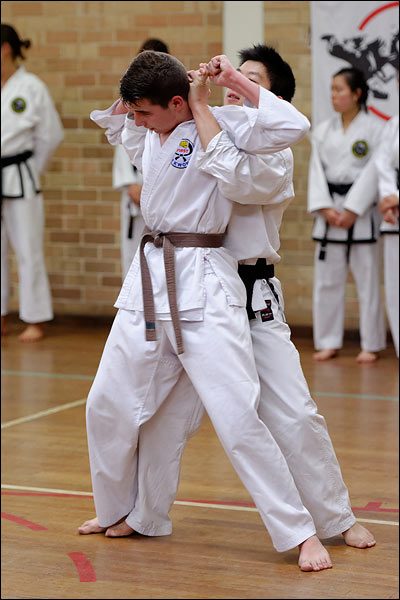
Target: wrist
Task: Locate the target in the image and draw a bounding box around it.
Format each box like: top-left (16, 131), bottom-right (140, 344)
top-left (190, 102), bottom-right (211, 117)
top-left (227, 71), bottom-right (260, 106)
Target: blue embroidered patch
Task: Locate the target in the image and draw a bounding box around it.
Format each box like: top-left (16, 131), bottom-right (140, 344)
top-left (171, 138), bottom-right (194, 169)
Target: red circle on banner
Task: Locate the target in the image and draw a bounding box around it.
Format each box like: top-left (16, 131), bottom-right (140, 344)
top-left (358, 1), bottom-right (399, 120)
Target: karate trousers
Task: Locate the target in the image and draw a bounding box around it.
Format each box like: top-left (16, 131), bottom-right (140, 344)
top-left (86, 268), bottom-right (317, 552)
top-left (128, 276), bottom-right (356, 542)
top-left (313, 242), bottom-right (386, 352)
top-left (383, 234), bottom-right (399, 357)
top-left (1, 193), bottom-right (53, 323)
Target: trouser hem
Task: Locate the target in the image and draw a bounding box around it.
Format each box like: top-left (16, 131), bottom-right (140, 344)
top-left (126, 516), bottom-right (172, 537)
top-left (317, 515), bottom-right (357, 540)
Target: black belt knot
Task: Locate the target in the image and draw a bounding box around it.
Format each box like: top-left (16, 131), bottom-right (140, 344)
top-left (327, 182), bottom-right (353, 197)
top-left (1, 150), bottom-right (33, 169)
top-left (238, 259), bottom-right (275, 320)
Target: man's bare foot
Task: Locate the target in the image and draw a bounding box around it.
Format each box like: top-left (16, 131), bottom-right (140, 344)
top-left (298, 535), bottom-right (333, 572)
top-left (78, 517), bottom-right (107, 535)
top-left (313, 349), bottom-right (338, 362)
top-left (356, 351), bottom-right (378, 364)
top-left (105, 520), bottom-right (135, 538)
top-left (342, 523), bottom-right (376, 548)
top-left (19, 324), bottom-right (45, 343)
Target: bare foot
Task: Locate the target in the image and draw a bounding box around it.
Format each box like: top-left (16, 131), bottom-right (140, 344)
top-left (105, 520), bottom-right (135, 538)
top-left (19, 324), bottom-right (45, 343)
top-left (356, 351), bottom-right (378, 364)
top-left (342, 523), bottom-right (376, 548)
top-left (78, 517), bottom-right (107, 535)
top-left (298, 535), bottom-right (333, 572)
top-left (313, 349), bottom-right (338, 362)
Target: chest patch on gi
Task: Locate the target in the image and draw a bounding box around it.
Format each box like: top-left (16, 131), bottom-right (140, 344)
top-left (171, 138), bottom-right (194, 169)
top-left (11, 97), bottom-right (27, 113)
top-left (352, 140), bottom-right (369, 158)
top-left (260, 300), bottom-right (274, 322)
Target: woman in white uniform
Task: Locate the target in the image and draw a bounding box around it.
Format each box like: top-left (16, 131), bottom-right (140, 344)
top-left (307, 67), bottom-right (386, 363)
top-left (344, 115), bottom-right (399, 357)
top-left (1, 23), bottom-right (63, 341)
top-left (375, 115), bottom-right (399, 357)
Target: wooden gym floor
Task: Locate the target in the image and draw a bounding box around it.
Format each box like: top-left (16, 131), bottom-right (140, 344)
top-left (1, 316), bottom-right (399, 599)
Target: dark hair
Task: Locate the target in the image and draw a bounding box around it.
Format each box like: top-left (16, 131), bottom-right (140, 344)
top-left (238, 44), bottom-right (296, 102)
top-left (139, 38), bottom-right (169, 54)
top-left (1, 23), bottom-right (31, 60)
top-left (120, 51), bottom-right (189, 108)
top-left (333, 67), bottom-right (369, 111)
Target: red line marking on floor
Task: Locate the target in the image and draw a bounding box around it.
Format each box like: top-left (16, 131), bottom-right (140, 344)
top-left (68, 552), bottom-right (96, 582)
top-left (1, 511), bottom-right (47, 530)
top-left (352, 501), bottom-right (399, 513)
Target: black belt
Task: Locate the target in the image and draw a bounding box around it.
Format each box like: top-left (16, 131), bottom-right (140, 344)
top-left (1, 150), bottom-right (35, 205)
top-left (327, 182), bottom-right (352, 197)
top-left (319, 181), bottom-right (354, 261)
top-left (238, 259), bottom-right (275, 320)
top-left (1, 150), bottom-right (33, 169)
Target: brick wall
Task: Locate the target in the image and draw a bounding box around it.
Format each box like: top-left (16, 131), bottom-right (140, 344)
top-left (2, 1), bottom-right (366, 328)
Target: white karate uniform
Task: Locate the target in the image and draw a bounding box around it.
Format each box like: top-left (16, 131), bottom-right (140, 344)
top-left (112, 144), bottom-right (145, 277)
top-left (376, 116), bottom-right (399, 356)
top-left (126, 142), bottom-right (356, 542)
top-left (307, 111), bottom-right (386, 352)
top-left (344, 116), bottom-right (399, 356)
top-left (87, 88), bottom-right (319, 552)
top-left (1, 66), bottom-right (63, 322)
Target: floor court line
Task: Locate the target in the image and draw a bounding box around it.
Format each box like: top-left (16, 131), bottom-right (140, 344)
top-left (2, 369), bottom-right (94, 381)
top-left (1, 485), bottom-right (398, 527)
top-left (1, 398), bottom-right (87, 429)
top-left (2, 369), bottom-right (398, 402)
top-left (1, 390), bottom-right (397, 431)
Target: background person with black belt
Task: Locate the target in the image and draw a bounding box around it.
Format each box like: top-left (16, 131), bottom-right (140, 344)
top-left (343, 111), bottom-right (399, 358)
top-left (112, 38), bottom-right (170, 279)
top-left (1, 23), bottom-right (63, 341)
top-left (307, 67), bottom-right (386, 363)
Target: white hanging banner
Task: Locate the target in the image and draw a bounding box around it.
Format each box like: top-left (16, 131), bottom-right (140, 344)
top-left (311, 1), bottom-right (399, 126)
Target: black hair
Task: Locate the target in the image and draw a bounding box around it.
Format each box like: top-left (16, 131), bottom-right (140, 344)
top-left (238, 44), bottom-right (296, 102)
top-left (333, 67), bottom-right (369, 111)
top-left (1, 23), bottom-right (31, 60)
top-left (120, 51), bottom-right (189, 108)
top-left (139, 38), bottom-right (169, 54)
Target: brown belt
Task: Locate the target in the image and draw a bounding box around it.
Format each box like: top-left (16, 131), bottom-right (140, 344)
top-left (139, 230), bottom-right (225, 354)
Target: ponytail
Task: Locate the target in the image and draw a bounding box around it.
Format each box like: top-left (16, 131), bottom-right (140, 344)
top-left (1, 23), bottom-right (31, 60)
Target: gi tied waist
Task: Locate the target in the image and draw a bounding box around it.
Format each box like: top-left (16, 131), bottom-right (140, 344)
top-left (139, 229), bottom-right (225, 354)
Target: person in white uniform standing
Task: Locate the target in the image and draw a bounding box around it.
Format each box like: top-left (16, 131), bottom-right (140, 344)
top-left (376, 115), bottom-right (399, 357)
top-left (79, 50), bottom-right (335, 571)
top-left (79, 46), bottom-right (375, 566)
top-left (307, 67), bottom-right (386, 363)
top-left (343, 113), bottom-right (399, 357)
top-left (113, 39), bottom-right (169, 278)
top-left (1, 23), bottom-right (63, 341)
top-left (112, 144), bottom-right (144, 278)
